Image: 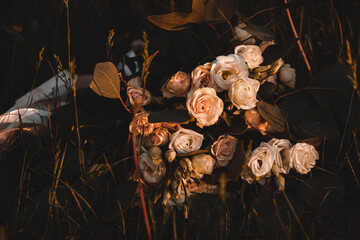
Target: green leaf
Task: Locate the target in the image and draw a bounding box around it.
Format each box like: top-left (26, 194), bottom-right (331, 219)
top-left (148, 109), bottom-right (191, 123)
top-left (257, 100), bottom-right (286, 132)
top-left (146, 12), bottom-right (202, 31)
top-left (243, 23), bottom-right (273, 41)
top-left (297, 176), bottom-right (345, 209)
top-left (192, 0), bottom-right (238, 22)
top-left (90, 62), bottom-right (122, 99)
top-left (262, 39), bottom-right (297, 65)
top-left (226, 140), bottom-right (246, 181)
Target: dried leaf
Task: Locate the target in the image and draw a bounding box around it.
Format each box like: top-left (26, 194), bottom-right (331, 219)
top-left (146, 12), bottom-right (202, 31)
top-left (90, 62), bottom-right (122, 99)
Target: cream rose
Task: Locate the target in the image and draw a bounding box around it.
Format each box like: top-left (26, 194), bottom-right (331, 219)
top-left (161, 71), bottom-right (190, 98)
top-left (228, 76), bottom-right (260, 110)
top-left (211, 54), bottom-right (249, 92)
top-left (186, 87), bottom-right (223, 127)
top-left (279, 64), bottom-right (296, 89)
top-left (191, 154), bottom-right (216, 175)
top-left (248, 142), bottom-right (276, 177)
top-left (127, 86), bottom-right (151, 106)
top-left (290, 143), bottom-right (319, 174)
top-left (139, 152), bottom-right (166, 184)
top-left (211, 134), bottom-right (238, 167)
top-left (143, 127), bottom-right (170, 148)
top-left (234, 45), bottom-right (263, 69)
top-left (268, 138), bottom-right (293, 174)
top-left (191, 62), bottom-right (214, 90)
top-left (234, 23), bottom-right (256, 45)
top-left (169, 128), bottom-right (204, 154)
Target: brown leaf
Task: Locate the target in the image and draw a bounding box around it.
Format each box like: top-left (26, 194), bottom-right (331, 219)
top-left (90, 62), bottom-right (121, 99)
top-left (146, 11), bottom-right (201, 31)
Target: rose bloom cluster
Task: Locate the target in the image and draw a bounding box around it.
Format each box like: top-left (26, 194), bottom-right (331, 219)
top-left (241, 138), bottom-right (319, 190)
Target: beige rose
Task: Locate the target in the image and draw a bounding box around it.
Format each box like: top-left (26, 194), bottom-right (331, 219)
top-left (234, 23), bottom-right (256, 45)
top-left (169, 128), bottom-right (204, 154)
top-left (186, 87), bottom-right (223, 127)
top-left (290, 143), bottom-right (319, 174)
top-left (129, 111), bottom-right (154, 136)
top-left (211, 54), bottom-right (249, 92)
top-left (143, 127), bottom-right (170, 148)
top-left (191, 62), bottom-right (214, 90)
top-left (126, 86), bottom-right (151, 106)
top-left (248, 142), bottom-right (276, 177)
top-left (234, 45), bottom-right (263, 69)
top-left (279, 64), bottom-right (296, 89)
top-left (191, 154), bottom-right (216, 175)
top-left (139, 151), bottom-right (166, 184)
top-left (161, 71), bottom-right (190, 98)
top-left (228, 76), bottom-right (260, 110)
top-left (211, 134), bottom-right (238, 167)
top-left (268, 138), bottom-right (293, 174)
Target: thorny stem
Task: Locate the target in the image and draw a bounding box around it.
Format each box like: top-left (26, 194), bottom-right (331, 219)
top-left (284, 0), bottom-right (312, 76)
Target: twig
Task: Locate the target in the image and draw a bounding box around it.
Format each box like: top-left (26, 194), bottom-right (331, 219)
top-left (284, 0), bottom-right (312, 76)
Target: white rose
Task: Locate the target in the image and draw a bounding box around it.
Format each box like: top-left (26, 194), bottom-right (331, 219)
top-left (139, 152), bottom-right (166, 184)
top-left (248, 142), bottom-right (276, 177)
top-left (186, 87), bottom-right (223, 127)
top-left (234, 45), bottom-right (263, 69)
top-left (126, 86), bottom-right (151, 106)
top-left (290, 143), bottom-right (319, 174)
top-left (191, 62), bottom-right (214, 90)
top-left (228, 76), bottom-right (260, 110)
top-left (234, 23), bottom-right (256, 45)
top-left (169, 128), bottom-right (204, 154)
top-left (191, 154), bottom-right (215, 175)
top-left (211, 134), bottom-right (238, 167)
top-left (279, 64), bottom-right (296, 89)
top-left (161, 71), bottom-right (191, 98)
top-left (211, 54), bottom-right (249, 92)
top-left (268, 138), bottom-right (293, 174)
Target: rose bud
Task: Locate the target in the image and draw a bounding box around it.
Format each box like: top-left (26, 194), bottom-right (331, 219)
top-left (234, 23), bottom-right (256, 45)
top-left (143, 127), bottom-right (170, 148)
top-left (228, 76), bottom-right (260, 110)
top-left (290, 143), bottom-right (319, 174)
top-left (139, 151), bottom-right (166, 184)
top-left (234, 45), bottom-right (264, 69)
top-left (211, 134), bottom-right (238, 167)
top-left (191, 154), bottom-right (216, 175)
top-left (240, 167), bottom-right (256, 184)
top-left (129, 111), bottom-right (154, 136)
top-left (279, 64), bottom-right (296, 89)
top-left (165, 149), bottom-right (176, 162)
top-left (127, 86), bottom-right (151, 106)
top-left (186, 87), bottom-right (224, 128)
top-left (275, 175), bottom-right (285, 191)
top-left (211, 54), bottom-right (249, 92)
top-left (161, 71), bottom-right (191, 98)
top-left (169, 128), bottom-right (204, 154)
top-left (127, 76), bottom-right (143, 88)
top-left (248, 142), bottom-right (276, 177)
top-left (191, 62), bottom-right (214, 90)
top-left (148, 146), bottom-right (162, 161)
top-left (268, 138), bottom-right (293, 174)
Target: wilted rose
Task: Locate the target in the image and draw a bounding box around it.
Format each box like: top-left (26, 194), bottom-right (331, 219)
top-left (279, 64), bottom-right (296, 89)
top-left (143, 127), bottom-right (170, 148)
top-left (234, 23), bottom-right (256, 45)
top-left (139, 151), bottom-right (166, 184)
top-left (211, 54), bottom-right (249, 92)
top-left (191, 154), bottom-right (216, 175)
top-left (290, 143), bottom-right (319, 174)
top-left (127, 86), bottom-right (151, 106)
top-left (169, 128), bottom-right (204, 154)
top-left (228, 76), bottom-right (260, 110)
top-left (244, 108), bottom-right (276, 135)
top-left (191, 62), bottom-right (214, 90)
top-left (234, 45), bottom-right (263, 69)
top-left (161, 71), bottom-right (190, 98)
top-left (248, 142), bottom-right (276, 177)
top-left (129, 111), bottom-right (154, 136)
top-left (186, 87), bottom-right (223, 127)
top-left (211, 134), bottom-right (238, 167)
top-left (268, 138), bottom-right (293, 174)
